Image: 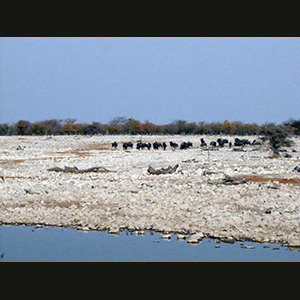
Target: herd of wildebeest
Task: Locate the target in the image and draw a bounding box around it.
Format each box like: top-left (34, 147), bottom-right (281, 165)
top-left (112, 137), bottom-right (262, 150)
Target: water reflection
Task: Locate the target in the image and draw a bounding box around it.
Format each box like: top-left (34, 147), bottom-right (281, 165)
top-left (0, 225), bottom-right (299, 262)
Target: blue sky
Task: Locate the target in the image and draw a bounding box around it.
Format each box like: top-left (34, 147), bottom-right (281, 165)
top-left (1, 37), bottom-right (299, 125)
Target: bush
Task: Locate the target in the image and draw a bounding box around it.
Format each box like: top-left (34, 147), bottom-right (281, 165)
top-left (284, 118), bottom-right (300, 135)
top-left (15, 120), bottom-right (31, 135)
top-left (260, 125), bottom-right (293, 156)
top-left (0, 117), bottom-right (298, 137)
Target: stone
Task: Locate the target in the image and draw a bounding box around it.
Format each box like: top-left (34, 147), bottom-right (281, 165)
top-left (147, 164), bottom-right (179, 175)
top-left (161, 234), bottom-right (171, 240)
top-left (1, 134), bottom-right (300, 250)
top-left (242, 245), bottom-right (255, 249)
top-left (176, 234), bottom-right (187, 240)
top-left (288, 239), bottom-right (300, 247)
top-left (221, 236), bottom-right (235, 244)
top-left (108, 224), bottom-right (120, 234)
top-left (187, 232), bottom-right (204, 244)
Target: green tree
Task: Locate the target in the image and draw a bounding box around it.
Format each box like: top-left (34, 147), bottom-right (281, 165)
top-left (0, 124), bottom-right (12, 135)
top-left (109, 116), bottom-right (128, 126)
top-left (122, 119), bottom-right (142, 134)
top-left (15, 120), bottom-right (31, 135)
top-left (260, 125), bottom-right (293, 156)
top-left (171, 120), bottom-right (190, 134)
top-left (143, 121), bottom-right (157, 134)
top-left (83, 124), bottom-right (99, 135)
top-left (30, 123), bottom-right (48, 135)
top-left (284, 118), bottom-right (300, 135)
top-left (61, 123), bottom-right (85, 135)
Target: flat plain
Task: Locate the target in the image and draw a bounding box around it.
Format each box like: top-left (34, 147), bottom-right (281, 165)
top-left (1, 135), bottom-right (300, 248)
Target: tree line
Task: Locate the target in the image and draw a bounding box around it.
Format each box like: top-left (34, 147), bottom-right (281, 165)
top-left (0, 117), bottom-right (299, 136)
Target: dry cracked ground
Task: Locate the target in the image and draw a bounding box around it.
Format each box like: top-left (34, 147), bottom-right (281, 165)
top-left (1, 135), bottom-right (300, 248)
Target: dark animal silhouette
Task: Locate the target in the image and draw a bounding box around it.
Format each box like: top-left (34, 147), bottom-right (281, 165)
top-left (153, 142), bottom-right (163, 149)
top-left (216, 138), bottom-right (229, 147)
top-left (123, 142), bottom-right (133, 150)
top-left (137, 142), bottom-right (151, 150)
top-left (200, 138), bottom-right (207, 147)
top-left (170, 141), bottom-right (178, 149)
top-left (234, 138), bottom-right (251, 146)
top-left (252, 139), bottom-right (262, 145)
top-left (234, 138), bottom-right (244, 146)
top-left (217, 138), bottom-right (224, 147)
top-left (180, 141), bottom-right (193, 149)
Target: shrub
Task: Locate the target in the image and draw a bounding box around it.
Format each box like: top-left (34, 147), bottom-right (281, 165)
top-left (284, 118), bottom-right (300, 135)
top-left (260, 125), bottom-right (293, 156)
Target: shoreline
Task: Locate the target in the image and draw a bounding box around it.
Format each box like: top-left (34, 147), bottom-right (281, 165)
top-left (1, 135), bottom-right (300, 249)
top-left (0, 222), bottom-right (299, 252)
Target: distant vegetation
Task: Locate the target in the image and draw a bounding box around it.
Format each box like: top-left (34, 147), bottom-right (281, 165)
top-left (0, 117), bottom-right (299, 136)
top-left (260, 125), bottom-right (294, 156)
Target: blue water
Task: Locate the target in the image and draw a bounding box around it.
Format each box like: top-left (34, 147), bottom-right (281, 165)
top-left (0, 225), bottom-right (299, 262)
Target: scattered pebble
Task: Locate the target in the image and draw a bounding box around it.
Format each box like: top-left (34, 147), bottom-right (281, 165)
top-left (1, 135), bottom-right (300, 248)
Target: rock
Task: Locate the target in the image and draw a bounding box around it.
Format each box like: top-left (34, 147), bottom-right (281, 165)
top-left (288, 240), bottom-right (300, 247)
top-left (47, 166), bottom-right (112, 173)
top-left (223, 175), bottom-right (247, 185)
top-left (47, 167), bottom-right (66, 172)
top-left (208, 174), bottom-right (247, 185)
top-left (82, 166), bottom-right (111, 173)
top-left (147, 164), bottom-right (179, 175)
top-left (221, 236), bottom-right (235, 244)
top-left (176, 234), bottom-right (187, 240)
top-left (161, 234), bottom-right (171, 240)
top-left (64, 166), bottom-right (80, 173)
top-left (108, 224), bottom-right (120, 234)
top-left (233, 148), bottom-right (246, 152)
top-left (242, 245), bottom-right (255, 249)
top-left (187, 232), bottom-right (204, 244)
top-left (1, 134), bottom-right (300, 251)
top-left (24, 188), bottom-right (39, 195)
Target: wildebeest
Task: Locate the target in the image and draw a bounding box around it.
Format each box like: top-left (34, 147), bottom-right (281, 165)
top-left (137, 142), bottom-right (151, 150)
top-left (234, 138), bottom-right (244, 146)
top-left (112, 141), bottom-right (118, 149)
top-left (153, 142), bottom-right (163, 150)
top-left (252, 139), bottom-right (262, 145)
top-left (162, 142), bottom-right (167, 150)
top-left (234, 138), bottom-right (251, 146)
top-left (200, 138), bottom-right (207, 147)
top-left (170, 141), bottom-right (178, 149)
top-left (123, 142), bottom-right (133, 150)
top-left (217, 138), bottom-right (229, 147)
top-left (242, 139), bottom-right (251, 145)
top-left (293, 166), bottom-right (300, 172)
top-left (180, 141), bottom-right (193, 149)
top-left (210, 141), bottom-right (217, 147)
top-left (217, 138), bottom-right (224, 147)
